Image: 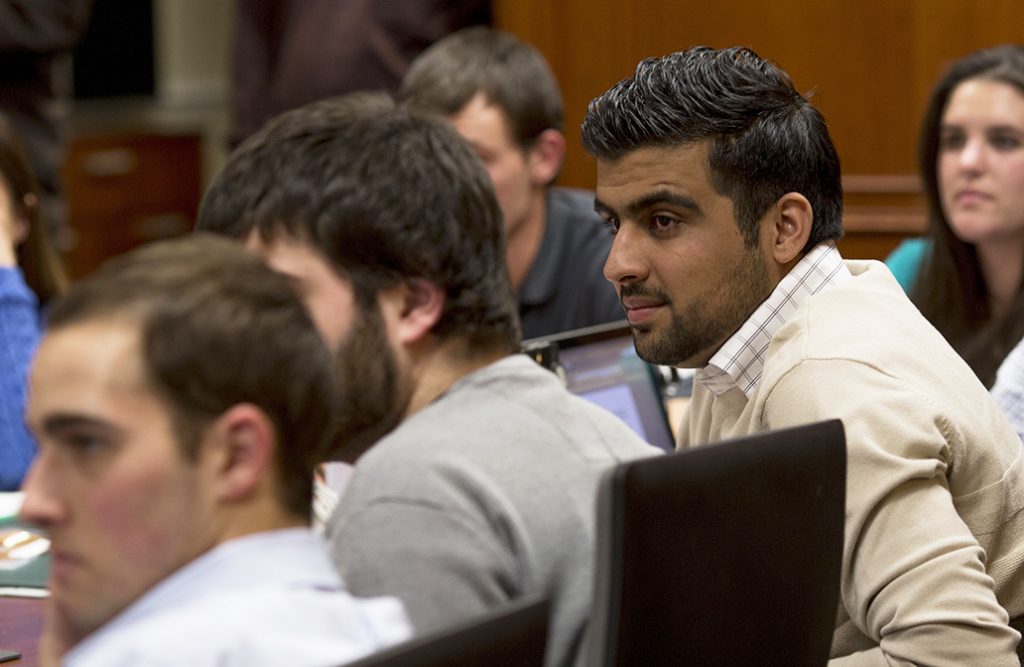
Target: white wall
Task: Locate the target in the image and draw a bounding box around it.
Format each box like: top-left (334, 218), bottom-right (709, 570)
top-left (154, 0), bottom-right (233, 108)
top-left (152, 0), bottom-right (235, 182)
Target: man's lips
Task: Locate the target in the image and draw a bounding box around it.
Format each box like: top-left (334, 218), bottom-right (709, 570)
top-left (48, 550), bottom-right (84, 583)
top-left (621, 297), bottom-right (666, 324)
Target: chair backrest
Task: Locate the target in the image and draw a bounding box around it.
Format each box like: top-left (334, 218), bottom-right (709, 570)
top-left (586, 419), bottom-right (846, 667)
top-left (346, 595), bottom-right (550, 667)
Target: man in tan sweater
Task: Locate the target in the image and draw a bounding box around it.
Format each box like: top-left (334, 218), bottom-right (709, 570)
top-left (582, 46), bottom-right (1024, 665)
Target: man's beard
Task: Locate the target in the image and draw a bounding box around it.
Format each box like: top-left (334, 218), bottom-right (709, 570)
top-left (330, 302), bottom-right (411, 463)
top-left (629, 247), bottom-right (772, 368)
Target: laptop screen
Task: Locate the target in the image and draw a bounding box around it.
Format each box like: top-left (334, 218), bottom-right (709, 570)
top-left (524, 321), bottom-right (678, 452)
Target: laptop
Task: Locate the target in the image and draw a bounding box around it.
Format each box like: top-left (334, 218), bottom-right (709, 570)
top-left (344, 595), bottom-right (550, 667)
top-left (587, 419), bottom-right (847, 666)
top-left (523, 320), bottom-right (678, 452)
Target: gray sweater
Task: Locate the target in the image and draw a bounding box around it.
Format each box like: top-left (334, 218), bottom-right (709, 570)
top-left (327, 354), bottom-right (659, 667)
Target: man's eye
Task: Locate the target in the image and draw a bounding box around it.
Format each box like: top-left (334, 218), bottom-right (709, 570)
top-left (61, 432), bottom-right (108, 454)
top-left (602, 217), bottom-right (620, 235)
top-left (651, 214), bottom-right (678, 231)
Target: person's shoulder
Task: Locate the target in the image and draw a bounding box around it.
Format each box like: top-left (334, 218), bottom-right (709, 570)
top-left (764, 262), bottom-right (1006, 429)
top-left (548, 187), bottom-right (605, 229)
top-left (0, 266), bottom-right (33, 296)
top-left (63, 608), bottom-right (219, 667)
top-left (478, 355), bottom-right (657, 456)
top-left (884, 237), bottom-right (930, 264)
top-left (807, 260), bottom-right (923, 326)
top-left (763, 261), bottom-right (952, 380)
top-left (544, 187), bottom-right (617, 299)
top-left (71, 586), bottom-right (405, 667)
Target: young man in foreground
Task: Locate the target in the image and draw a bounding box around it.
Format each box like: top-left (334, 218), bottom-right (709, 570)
top-left (19, 235), bottom-right (410, 666)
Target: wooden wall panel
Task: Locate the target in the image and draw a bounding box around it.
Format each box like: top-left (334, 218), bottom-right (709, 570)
top-left (495, 0), bottom-right (1024, 258)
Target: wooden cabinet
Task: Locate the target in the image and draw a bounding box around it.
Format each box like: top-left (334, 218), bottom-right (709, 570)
top-left (61, 132), bottom-right (201, 279)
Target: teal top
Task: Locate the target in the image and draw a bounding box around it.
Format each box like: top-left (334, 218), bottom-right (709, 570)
top-left (884, 238), bottom-right (931, 294)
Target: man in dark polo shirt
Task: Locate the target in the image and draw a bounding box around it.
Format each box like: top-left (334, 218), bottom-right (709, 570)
top-left (398, 27), bottom-right (622, 339)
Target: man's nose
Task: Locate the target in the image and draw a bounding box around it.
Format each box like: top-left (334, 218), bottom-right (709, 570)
top-left (17, 454), bottom-right (67, 529)
top-left (604, 222), bottom-right (648, 286)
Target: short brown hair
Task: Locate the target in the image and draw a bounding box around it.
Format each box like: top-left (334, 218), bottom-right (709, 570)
top-left (398, 26), bottom-right (563, 148)
top-left (45, 234), bottom-right (338, 519)
top-left (197, 94), bottom-right (520, 351)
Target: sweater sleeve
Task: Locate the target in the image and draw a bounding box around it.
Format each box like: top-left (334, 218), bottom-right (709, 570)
top-left (0, 267), bottom-right (40, 490)
top-left (765, 358), bottom-right (1020, 667)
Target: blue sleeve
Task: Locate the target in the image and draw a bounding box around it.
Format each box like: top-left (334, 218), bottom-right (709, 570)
top-left (0, 267), bottom-right (41, 490)
top-left (884, 238), bottom-right (930, 294)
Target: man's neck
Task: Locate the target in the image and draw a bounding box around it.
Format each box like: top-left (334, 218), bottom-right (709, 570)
top-left (219, 498), bottom-right (308, 544)
top-left (406, 336), bottom-right (509, 417)
top-left (506, 190), bottom-right (548, 292)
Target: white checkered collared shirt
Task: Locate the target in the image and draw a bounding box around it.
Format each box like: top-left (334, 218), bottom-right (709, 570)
top-left (697, 243), bottom-right (851, 397)
top-left (992, 336), bottom-right (1024, 444)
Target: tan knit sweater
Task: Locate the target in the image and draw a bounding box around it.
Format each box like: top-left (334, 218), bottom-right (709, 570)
top-left (681, 260), bottom-right (1024, 666)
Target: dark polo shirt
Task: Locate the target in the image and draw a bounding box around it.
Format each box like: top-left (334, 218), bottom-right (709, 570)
top-left (518, 187), bottom-right (624, 340)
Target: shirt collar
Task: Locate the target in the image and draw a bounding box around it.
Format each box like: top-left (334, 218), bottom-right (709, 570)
top-left (518, 190), bottom-right (561, 306)
top-left (697, 243), bottom-right (850, 397)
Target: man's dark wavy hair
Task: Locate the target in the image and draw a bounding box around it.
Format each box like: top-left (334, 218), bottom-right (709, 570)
top-left (582, 46), bottom-right (844, 251)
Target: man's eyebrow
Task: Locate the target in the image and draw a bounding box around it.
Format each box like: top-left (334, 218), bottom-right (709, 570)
top-left (594, 199), bottom-right (616, 217)
top-left (35, 413), bottom-right (118, 436)
top-left (595, 189), bottom-right (702, 219)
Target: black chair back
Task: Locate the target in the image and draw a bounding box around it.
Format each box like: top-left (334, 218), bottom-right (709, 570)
top-left (586, 419), bottom-right (846, 667)
top-left (346, 595), bottom-right (550, 667)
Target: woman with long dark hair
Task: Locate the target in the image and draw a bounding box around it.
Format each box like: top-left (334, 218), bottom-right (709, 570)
top-left (888, 45), bottom-right (1024, 388)
top-left (0, 114), bottom-right (67, 489)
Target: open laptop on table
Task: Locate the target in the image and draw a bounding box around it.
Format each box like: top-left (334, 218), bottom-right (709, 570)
top-left (523, 320), bottom-right (678, 452)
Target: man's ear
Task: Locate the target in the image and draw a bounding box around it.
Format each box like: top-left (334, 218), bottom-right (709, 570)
top-left (379, 278), bottom-right (445, 347)
top-left (206, 403), bottom-right (276, 505)
top-left (767, 192), bottom-right (814, 266)
top-left (527, 128), bottom-right (566, 186)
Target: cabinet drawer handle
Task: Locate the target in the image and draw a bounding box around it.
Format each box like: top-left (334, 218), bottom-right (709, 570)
top-left (81, 148), bottom-right (138, 178)
top-left (132, 213), bottom-right (190, 240)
